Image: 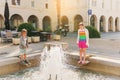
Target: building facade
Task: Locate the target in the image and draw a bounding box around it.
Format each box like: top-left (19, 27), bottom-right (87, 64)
top-left (0, 0), bottom-right (120, 32)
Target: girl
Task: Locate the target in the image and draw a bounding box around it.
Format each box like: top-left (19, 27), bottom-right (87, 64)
top-left (19, 29), bottom-right (29, 64)
top-left (77, 22), bottom-right (89, 64)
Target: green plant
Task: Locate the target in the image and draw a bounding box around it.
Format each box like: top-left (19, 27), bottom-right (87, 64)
top-left (45, 26), bottom-right (51, 32)
top-left (17, 23), bottom-right (36, 37)
top-left (86, 26), bottom-right (101, 38)
top-left (0, 28), bottom-right (5, 31)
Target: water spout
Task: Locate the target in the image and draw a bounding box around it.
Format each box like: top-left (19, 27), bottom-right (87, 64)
top-left (40, 43), bottom-right (63, 80)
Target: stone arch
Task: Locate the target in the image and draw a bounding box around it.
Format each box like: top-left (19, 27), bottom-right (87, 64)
top-left (115, 17), bottom-right (119, 31)
top-left (90, 14), bottom-right (97, 28)
top-left (108, 16), bottom-right (113, 31)
top-left (61, 16), bottom-right (69, 26)
top-left (74, 14), bottom-right (83, 31)
top-left (10, 14), bottom-right (23, 27)
top-left (42, 16), bottom-right (51, 31)
top-left (0, 14), bottom-right (4, 29)
top-left (100, 15), bottom-right (106, 32)
top-left (28, 15), bottom-right (39, 29)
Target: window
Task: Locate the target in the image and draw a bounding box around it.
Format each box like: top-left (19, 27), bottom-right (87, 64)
top-left (12, 0), bottom-right (16, 5)
top-left (102, 0), bottom-right (104, 8)
top-left (110, 0), bottom-right (112, 10)
top-left (92, 0), bottom-right (97, 7)
top-left (17, 0), bottom-right (20, 5)
top-left (12, 0), bottom-right (20, 5)
top-left (31, 1), bottom-right (35, 7)
top-left (116, 1), bottom-right (119, 10)
top-left (45, 3), bottom-right (48, 9)
top-left (118, 1), bottom-right (120, 10)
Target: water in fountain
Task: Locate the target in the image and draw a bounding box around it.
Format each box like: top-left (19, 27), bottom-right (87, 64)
top-left (40, 43), bottom-right (63, 80)
top-left (0, 43), bottom-right (120, 80)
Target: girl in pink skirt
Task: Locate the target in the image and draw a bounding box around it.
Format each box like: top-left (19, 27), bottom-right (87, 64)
top-left (77, 22), bottom-right (89, 64)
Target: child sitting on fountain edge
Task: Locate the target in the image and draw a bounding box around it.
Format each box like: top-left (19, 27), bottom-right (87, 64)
top-left (19, 29), bottom-right (29, 64)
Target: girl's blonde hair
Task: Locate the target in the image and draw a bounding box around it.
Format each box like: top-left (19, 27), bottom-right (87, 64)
top-left (79, 22), bottom-right (84, 26)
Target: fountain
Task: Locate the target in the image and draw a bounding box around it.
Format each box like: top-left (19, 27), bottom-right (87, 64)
top-left (0, 42), bottom-right (120, 80)
top-left (40, 43), bottom-right (63, 80)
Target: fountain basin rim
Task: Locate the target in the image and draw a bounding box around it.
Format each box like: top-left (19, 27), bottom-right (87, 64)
top-left (0, 52), bottom-right (41, 66)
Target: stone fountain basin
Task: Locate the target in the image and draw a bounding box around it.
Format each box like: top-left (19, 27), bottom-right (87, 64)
top-left (0, 41), bottom-right (120, 77)
top-left (64, 52), bottom-right (120, 77)
top-left (0, 53), bottom-right (41, 75)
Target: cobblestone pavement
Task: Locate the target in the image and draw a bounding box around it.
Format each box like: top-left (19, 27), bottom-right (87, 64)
top-left (0, 32), bottom-right (120, 59)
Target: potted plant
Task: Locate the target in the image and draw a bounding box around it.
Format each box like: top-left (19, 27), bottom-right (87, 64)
top-left (28, 37), bottom-right (32, 43)
top-left (53, 29), bottom-right (61, 41)
top-left (31, 36), bottom-right (40, 43)
top-left (31, 31), bottom-right (40, 43)
top-left (45, 26), bottom-right (51, 32)
top-left (12, 34), bottom-right (20, 45)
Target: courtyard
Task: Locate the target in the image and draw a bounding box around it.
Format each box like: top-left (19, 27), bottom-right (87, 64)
top-left (0, 32), bottom-right (120, 80)
top-left (0, 32), bottom-right (120, 59)
top-left (0, 0), bottom-right (120, 79)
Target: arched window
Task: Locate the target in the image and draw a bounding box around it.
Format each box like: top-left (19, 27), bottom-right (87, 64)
top-left (11, 0), bottom-right (20, 5)
top-left (45, 3), bottom-right (48, 9)
top-left (17, 0), bottom-right (20, 5)
top-left (92, 0), bottom-right (97, 7)
top-left (31, 1), bottom-right (35, 7)
top-left (116, 1), bottom-right (119, 10)
top-left (12, 0), bottom-right (16, 5)
top-left (102, 0), bottom-right (104, 8)
top-left (110, 0), bottom-right (112, 10)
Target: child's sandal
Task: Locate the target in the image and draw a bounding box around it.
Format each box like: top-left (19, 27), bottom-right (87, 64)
top-left (82, 61), bottom-right (86, 65)
top-left (78, 61), bottom-right (82, 64)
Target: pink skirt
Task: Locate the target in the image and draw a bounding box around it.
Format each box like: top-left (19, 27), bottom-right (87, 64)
top-left (78, 41), bottom-right (88, 49)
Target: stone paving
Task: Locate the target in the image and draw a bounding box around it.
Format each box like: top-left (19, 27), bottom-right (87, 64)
top-left (61, 32), bottom-right (120, 59)
top-left (0, 32), bottom-right (120, 59)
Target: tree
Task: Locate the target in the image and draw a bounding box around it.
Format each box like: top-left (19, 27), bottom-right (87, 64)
top-left (18, 23), bottom-right (36, 37)
top-left (4, 1), bottom-right (10, 30)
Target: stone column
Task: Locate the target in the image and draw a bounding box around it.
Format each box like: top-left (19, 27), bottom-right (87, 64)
top-left (118, 19), bottom-right (120, 31)
top-left (23, 16), bottom-right (28, 23)
top-left (38, 18), bottom-right (43, 31)
top-left (69, 20), bottom-right (74, 32)
top-left (51, 20), bottom-right (58, 32)
top-left (105, 18), bottom-right (108, 32)
top-left (97, 19), bottom-right (100, 32)
top-left (112, 18), bottom-right (115, 32)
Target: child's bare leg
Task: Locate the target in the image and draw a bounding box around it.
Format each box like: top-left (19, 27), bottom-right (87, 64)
top-left (22, 55), bottom-right (25, 60)
top-left (80, 49), bottom-right (83, 61)
top-left (78, 49), bottom-right (83, 63)
top-left (19, 55), bottom-right (22, 61)
top-left (24, 54), bottom-right (31, 65)
top-left (83, 48), bottom-right (86, 64)
top-left (24, 54), bottom-right (26, 60)
top-left (19, 55), bottom-right (24, 61)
